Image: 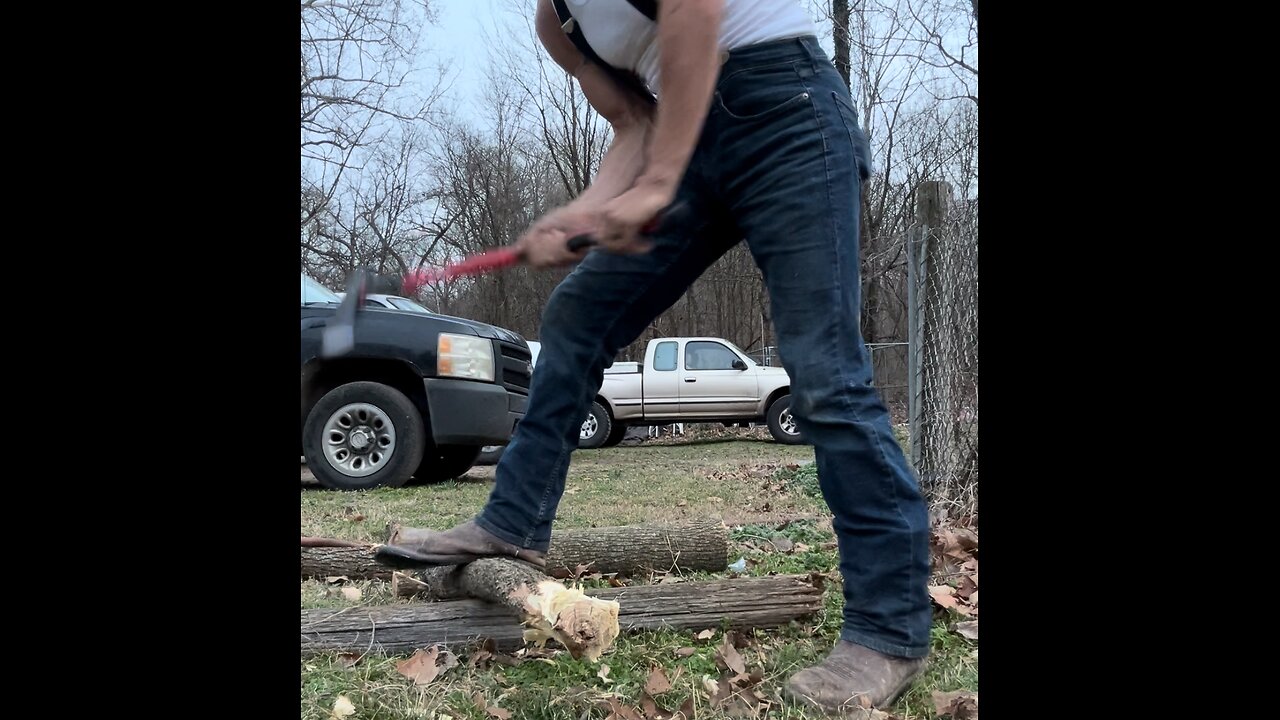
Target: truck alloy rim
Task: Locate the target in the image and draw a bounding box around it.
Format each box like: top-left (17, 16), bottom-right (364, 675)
top-left (780, 408), bottom-right (798, 435)
top-left (580, 414), bottom-right (598, 439)
top-left (323, 402), bottom-right (397, 477)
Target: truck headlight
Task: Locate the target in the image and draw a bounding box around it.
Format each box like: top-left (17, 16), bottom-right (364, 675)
top-left (437, 333), bottom-right (495, 382)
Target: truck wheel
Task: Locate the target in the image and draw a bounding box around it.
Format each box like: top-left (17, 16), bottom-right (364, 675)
top-left (767, 395), bottom-right (805, 445)
top-left (411, 445), bottom-right (483, 484)
top-left (578, 401), bottom-right (612, 449)
top-left (303, 381), bottom-right (425, 490)
top-left (601, 422), bottom-right (627, 448)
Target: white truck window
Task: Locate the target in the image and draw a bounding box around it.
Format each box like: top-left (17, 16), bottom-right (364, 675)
top-left (684, 341), bottom-right (739, 370)
top-left (653, 341), bottom-right (678, 371)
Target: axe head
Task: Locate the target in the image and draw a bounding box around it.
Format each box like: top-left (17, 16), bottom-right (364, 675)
top-left (321, 268), bottom-right (371, 358)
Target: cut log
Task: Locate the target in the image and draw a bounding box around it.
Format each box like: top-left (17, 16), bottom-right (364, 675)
top-left (387, 558), bottom-right (619, 661)
top-left (301, 574), bottom-right (821, 655)
top-left (300, 521), bottom-right (728, 581)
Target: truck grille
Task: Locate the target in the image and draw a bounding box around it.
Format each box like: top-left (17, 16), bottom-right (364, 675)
top-left (497, 340), bottom-right (533, 394)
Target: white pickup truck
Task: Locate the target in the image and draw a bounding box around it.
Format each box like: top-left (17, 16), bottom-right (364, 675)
top-left (582, 337), bottom-right (801, 447)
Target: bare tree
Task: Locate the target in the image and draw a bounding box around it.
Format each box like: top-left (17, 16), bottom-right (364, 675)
top-left (301, 126), bottom-right (440, 289)
top-left (300, 0), bottom-right (448, 227)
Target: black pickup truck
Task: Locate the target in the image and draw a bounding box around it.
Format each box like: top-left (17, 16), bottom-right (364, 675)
top-left (300, 274), bottom-right (533, 490)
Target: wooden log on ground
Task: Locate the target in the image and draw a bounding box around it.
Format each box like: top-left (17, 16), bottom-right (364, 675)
top-left (301, 574), bottom-right (821, 655)
top-left (300, 521), bottom-right (728, 582)
top-left (391, 558), bottom-right (619, 661)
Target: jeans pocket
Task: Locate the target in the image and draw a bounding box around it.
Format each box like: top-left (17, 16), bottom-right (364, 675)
top-left (715, 61), bottom-right (813, 121)
top-left (831, 92), bottom-right (873, 181)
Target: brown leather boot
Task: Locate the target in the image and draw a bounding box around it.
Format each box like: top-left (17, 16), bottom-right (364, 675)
top-left (784, 640), bottom-right (926, 715)
top-left (375, 519), bottom-right (546, 568)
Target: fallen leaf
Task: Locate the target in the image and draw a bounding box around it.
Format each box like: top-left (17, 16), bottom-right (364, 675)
top-left (565, 486), bottom-right (580, 495)
top-left (325, 576), bottom-right (349, 584)
top-left (486, 707), bottom-right (512, 720)
top-left (707, 677), bottom-right (734, 708)
top-left (348, 513), bottom-right (365, 522)
top-left (702, 675), bottom-right (721, 695)
top-left (932, 690), bottom-right (978, 719)
top-left (696, 629), bottom-right (716, 642)
top-left (598, 664), bottom-right (613, 683)
top-left (707, 496), bottom-right (724, 503)
top-left (439, 650), bottom-right (459, 671)
top-left (676, 697), bottom-right (695, 719)
top-left (331, 695), bottom-right (356, 719)
top-left (396, 646), bottom-right (442, 686)
top-left (955, 575), bottom-right (978, 600)
top-left (675, 647), bottom-right (697, 657)
top-left (717, 635), bottom-right (747, 675)
top-left (677, 499), bottom-right (688, 507)
top-left (771, 536), bottom-right (794, 553)
top-left (645, 666), bottom-right (673, 694)
top-left (928, 585), bottom-right (959, 610)
top-left (953, 620), bottom-right (978, 641)
top-left (794, 542), bottom-right (811, 553)
top-left (340, 587), bottom-right (362, 602)
top-left (952, 528), bottom-right (978, 552)
top-left (729, 668), bottom-right (764, 689)
top-left (337, 652), bottom-right (361, 669)
top-left (602, 698), bottom-right (644, 720)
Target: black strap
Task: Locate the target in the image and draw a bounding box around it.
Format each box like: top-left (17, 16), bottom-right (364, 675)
top-left (551, 0), bottom-right (657, 104)
top-left (627, 0), bottom-right (658, 20)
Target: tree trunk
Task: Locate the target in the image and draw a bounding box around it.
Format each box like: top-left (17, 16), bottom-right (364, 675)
top-left (300, 521), bottom-right (728, 581)
top-left (301, 575), bottom-right (822, 655)
top-left (832, 0), bottom-right (852, 90)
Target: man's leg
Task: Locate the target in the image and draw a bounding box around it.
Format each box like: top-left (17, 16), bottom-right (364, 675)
top-left (378, 186), bottom-right (740, 565)
top-left (711, 37), bottom-right (931, 710)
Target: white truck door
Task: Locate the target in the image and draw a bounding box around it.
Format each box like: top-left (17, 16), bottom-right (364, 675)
top-left (641, 339), bottom-right (681, 419)
top-left (678, 340), bottom-right (760, 417)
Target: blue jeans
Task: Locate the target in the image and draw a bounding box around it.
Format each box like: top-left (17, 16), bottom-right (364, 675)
top-left (476, 35), bottom-right (931, 659)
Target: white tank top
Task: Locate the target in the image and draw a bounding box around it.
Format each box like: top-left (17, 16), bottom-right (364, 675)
top-left (561, 0), bottom-right (816, 95)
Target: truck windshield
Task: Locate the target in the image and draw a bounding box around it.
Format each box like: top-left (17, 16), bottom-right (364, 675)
top-left (301, 274), bottom-right (341, 305)
top-left (388, 297), bottom-right (433, 314)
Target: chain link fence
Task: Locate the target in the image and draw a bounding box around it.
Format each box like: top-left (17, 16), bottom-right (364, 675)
top-left (909, 182), bottom-right (978, 518)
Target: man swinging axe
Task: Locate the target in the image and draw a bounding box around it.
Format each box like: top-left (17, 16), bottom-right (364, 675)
top-left (377, 0), bottom-right (932, 712)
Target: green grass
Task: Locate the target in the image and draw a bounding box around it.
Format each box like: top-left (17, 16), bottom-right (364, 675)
top-left (301, 435), bottom-right (976, 719)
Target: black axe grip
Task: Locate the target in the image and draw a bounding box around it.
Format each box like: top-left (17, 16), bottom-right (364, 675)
top-left (566, 234), bottom-right (597, 252)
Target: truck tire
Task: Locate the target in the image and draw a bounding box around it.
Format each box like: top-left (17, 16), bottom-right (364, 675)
top-left (766, 395), bottom-right (805, 445)
top-left (303, 381), bottom-right (426, 490)
top-left (578, 401), bottom-right (612, 449)
top-left (601, 422), bottom-right (628, 448)
top-left (411, 445), bottom-right (483, 484)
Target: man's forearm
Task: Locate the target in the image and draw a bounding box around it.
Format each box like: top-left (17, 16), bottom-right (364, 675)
top-left (570, 117), bottom-right (653, 210)
top-left (637, 0), bottom-right (725, 191)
